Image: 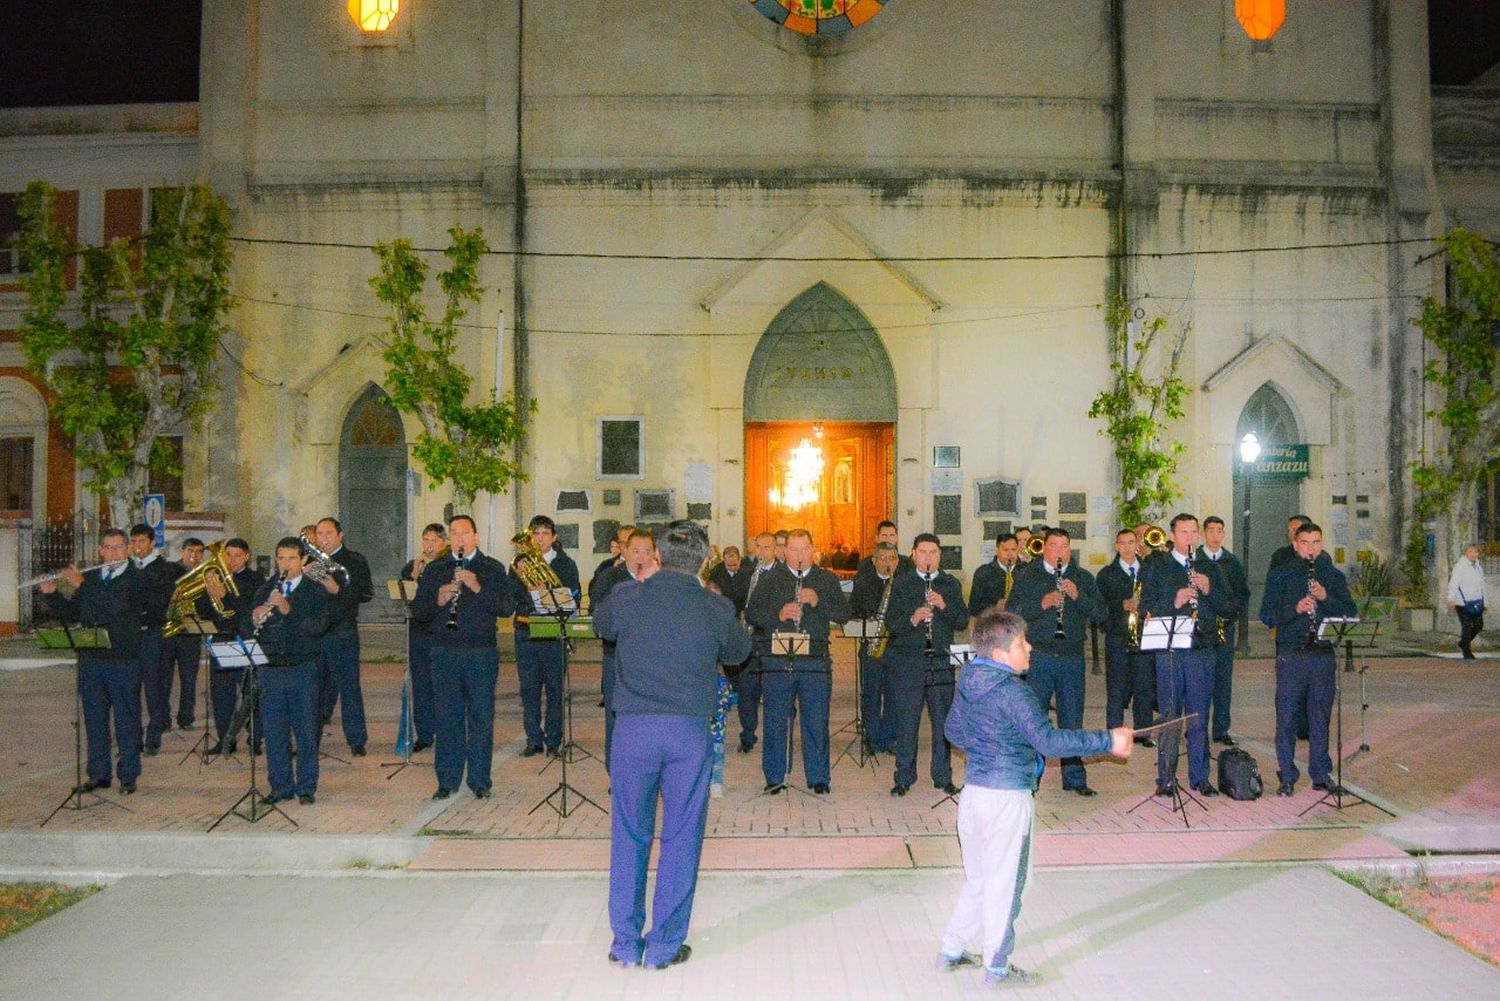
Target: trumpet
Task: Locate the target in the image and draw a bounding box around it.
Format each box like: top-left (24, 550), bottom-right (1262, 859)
top-left (299, 532), bottom-right (347, 585)
top-left (1025, 534), bottom-right (1046, 559)
top-left (1141, 525), bottom-right (1168, 552)
top-left (16, 560), bottom-right (128, 589)
top-left (411, 544), bottom-right (451, 580)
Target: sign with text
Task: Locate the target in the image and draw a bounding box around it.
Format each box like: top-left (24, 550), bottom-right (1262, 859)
top-left (1248, 443), bottom-right (1309, 481)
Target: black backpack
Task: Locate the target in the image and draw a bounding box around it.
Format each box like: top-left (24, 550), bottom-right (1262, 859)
top-left (1217, 747), bottom-right (1264, 801)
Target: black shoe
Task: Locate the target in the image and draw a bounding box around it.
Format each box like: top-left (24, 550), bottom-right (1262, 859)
top-left (120, 782), bottom-right (136, 795)
top-left (204, 745), bottom-right (222, 757)
top-left (738, 741), bottom-right (755, 754)
top-left (1193, 781), bottom-right (1219, 797)
top-left (262, 793), bottom-right (283, 805)
top-left (651, 944), bottom-right (691, 969)
top-left (143, 746), bottom-right (159, 757)
top-left (546, 746), bottom-right (561, 759)
top-left (519, 745), bottom-right (544, 758)
top-left (432, 788), bottom-right (453, 800)
top-left (891, 783), bottom-right (909, 797)
top-left (473, 787), bottom-right (492, 800)
top-left (1155, 783), bottom-right (1176, 798)
top-left (298, 793), bottom-right (315, 805)
top-left (763, 782), bottom-right (786, 795)
top-left (811, 783), bottom-right (830, 795)
top-left (1276, 782), bottom-right (1296, 797)
top-left (350, 745), bottom-right (367, 757)
top-left (938, 782), bottom-right (961, 796)
top-left (1312, 781), bottom-right (1345, 794)
top-left (1215, 735), bottom-right (1237, 747)
top-left (1134, 736), bottom-right (1156, 748)
top-left (74, 780), bottom-right (109, 794)
top-left (1071, 785), bottom-right (1098, 797)
top-left (252, 744), bottom-right (263, 757)
top-left (411, 740), bottom-right (432, 754)
top-left (161, 722), bottom-right (174, 734)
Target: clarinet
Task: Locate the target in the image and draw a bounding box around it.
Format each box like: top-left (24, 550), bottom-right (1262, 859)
top-left (1184, 556), bottom-right (1202, 639)
top-left (1052, 560), bottom-right (1068, 641)
top-left (923, 573), bottom-right (938, 657)
top-left (445, 545), bottom-right (465, 631)
top-left (1302, 556), bottom-right (1319, 648)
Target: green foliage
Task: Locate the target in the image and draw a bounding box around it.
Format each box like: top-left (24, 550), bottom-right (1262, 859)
top-left (1350, 551), bottom-right (1393, 598)
top-left (370, 228), bottom-right (533, 509)
top-left (1399, 523), bottom-right (1429, 601)
top-left (16, 182), bottom-right (233, 526)
top-left (1087, 296), bottom-right (1191, 527)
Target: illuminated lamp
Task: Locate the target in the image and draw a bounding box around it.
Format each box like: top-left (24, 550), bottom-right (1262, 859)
top-left (1235, 0), bottom-right (1285, 42)
top-left (348, 0), bottom-right (400, 32)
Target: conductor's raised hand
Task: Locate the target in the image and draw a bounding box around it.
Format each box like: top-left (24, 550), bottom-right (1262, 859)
top-left (1110, 727), bottom-right (1134, 758)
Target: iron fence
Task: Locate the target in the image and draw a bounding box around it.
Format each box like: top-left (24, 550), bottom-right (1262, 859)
top-left (17, 512), bottom-right (100, 631)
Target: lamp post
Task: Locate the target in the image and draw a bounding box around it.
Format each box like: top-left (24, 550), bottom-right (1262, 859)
top-left (1238, 432), bottom-right (1261, 653)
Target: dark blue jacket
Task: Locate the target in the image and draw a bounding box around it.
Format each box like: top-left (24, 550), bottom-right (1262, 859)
top-left (411, 551), bottom-right (514, 648)
top-left (1096, 558), bottom-right (1146, 638)
top-left (945, 657), bottom-right (1113, 791)
top-left (1264, 551), bottom-right (1356, 650)
top-left (967, 559), bottom-right (1020, 618)
top-left (41, 563), bottom-right (148, 662)
top-left (323, 546), bottom-right (373, 634)
top-left (744, 563), bottom-right (851, 659)
top-left (594, 569), bottom-right (751, 718)
top-left (1197, 546), bottom-right (1250, 629)
top-left (510, 547), bottom-right (582, 633)
top-left (196, 566), bottom-right (265, 642)
top-left (1140, 549), bottom-right (1229, 650)
top-left (134, 554), bottom-right (180, 632)
top-left (254, 574), bottom-right (330, 666)
top-left (1007, 560), bottom-right (1106, 657)
top-left (882, 569), bottom-right (969, 656)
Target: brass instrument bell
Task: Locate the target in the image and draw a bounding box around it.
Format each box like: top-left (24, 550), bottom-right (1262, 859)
top-left (164, 540), bottom-right (240, 638)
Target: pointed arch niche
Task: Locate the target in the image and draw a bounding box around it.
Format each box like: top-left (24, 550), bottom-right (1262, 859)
top-left (743, 283), bottom-right (895, 555)
top-left (338, 383), bottom-right (407, 618)
top-left (1235, 381), bottom-right (1304, 613)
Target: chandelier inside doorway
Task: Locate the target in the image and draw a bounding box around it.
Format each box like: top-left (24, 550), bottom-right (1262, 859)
top-left (769, 426), bottom-right (826, 510)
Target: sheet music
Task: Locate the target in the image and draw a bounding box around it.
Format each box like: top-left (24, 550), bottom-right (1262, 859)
top-left (1139, 616), bottom-right (1195, 651)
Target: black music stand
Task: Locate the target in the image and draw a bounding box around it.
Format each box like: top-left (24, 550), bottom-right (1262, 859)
top-left (174, 618), bottom-right (221, 766)
top-left (208, 639), bottom-right (295, 831)
top-left (761, 630), bottom-right (816, 798)
top-left (1126, 616), bottom-right (1206, 829)
top-left (833, 618), bottom-right (882, 771)
top-left (929, 643), bottom-right (973, 810)
top-left (1300, 618), bottom-right (1393, 818)
top-left (380, 578), bottom-right (419, 780)
top-left (527, 586), bottom-right (607, 819)
top-left (39, 626), bottom-right (132, 826)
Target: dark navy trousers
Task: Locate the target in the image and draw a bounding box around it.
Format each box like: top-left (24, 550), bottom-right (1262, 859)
top-left (1209, 623), bottom-right (1237, 740)
top-left (760, 658), bottom-right (831, 788)
top-left (318, 631), bottom-right (367, 750)
top-left (1274, 647), bottom-right (1335, 786)
top-left (1103, 636), bottom-right (1155, 730)
top-left (733, 656), bottom-right (761, 750)
top-left (609, 713), bottom-right (712, 967)
top-left (139, 632), bottom-right (170, 749)
top-left (887, 650), bottom-right (954, 789)
top-left (432, 646), bottom-right (500, 793)
top-left (80, 657), bottom-right (142, 786)
top-left (407, 629), bottom-right (436, 745)
top-left (514, 629), bottom-right (563, 750)
top-left (859, 647), bottom-right (896, 752)
top-left (1027, 652), bottom-right (1088, 790)
top-left (161, 634), bottom-right (202, 729)
top-left (260, 661), bottom-right (319, 799)
top-left (209, 664), bottom-right (261, 749)
top-left (1154, 648), bottom-right (1215, 789)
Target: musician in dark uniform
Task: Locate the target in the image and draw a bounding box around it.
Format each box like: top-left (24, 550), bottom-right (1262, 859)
top-left (968, 532), bottom-right (1021, 617)
top-left (412, 515), bottom-right (514, 799)
top-left (129, 523), bottom-right (180, 755)
top-left (1007, 527), bottom-right (1108, 795)
top-left (882, 534), bottom-right (969, 797)
top-left (1198, 516), bottom-right (1250, 745)
top-left (745, 528), bottom-right (850, 794)
top-left (399, 523), bottom-right (449, 753)
top-left (39, 529), bottom-right (147, 793)
top-left (1013, 527), bottom-right (1035, 564)
top-left (735, 532), bottom-right (778, 754)
top-left (849, 542), bottom-right (901, 756)
top-left (199, 538), bottom-right (264, 754)
top-left (1263, 522), bottom-right (1356, 796)
top-left (854, 520), bottom-right (914, 580)
top-left (508, 514), bottom-right (582, 757)
top-left (163, 536), bottom-right (206, 730)
top-left (251, 537), bottom-right (331, 805)
top-left (1258, 514), bottom-right (1310, 625)
top-left (595, 520), bottom-right (750, 969)
top-left (591, 527), bottom-right (654, 771)
top-left (313, 517), bottom-right (374, 755)
top-left (1097, 528), bottom-right (1156, 742)
top-left (707, 545), bottom-right (751, 614)
top-left (1139, 513), bottom-right (1230, 797)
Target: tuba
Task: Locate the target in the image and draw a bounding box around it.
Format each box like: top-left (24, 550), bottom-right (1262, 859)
top-left (299, 532), bottom-right (347, 584)
top-left (164, 541), bottom-right (240, 638)
top-left (511, 527), bottom-right (566, 593)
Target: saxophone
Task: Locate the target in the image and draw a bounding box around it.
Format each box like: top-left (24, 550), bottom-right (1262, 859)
top-left (1126, 574), bottom-right (1144, 652)
top-left (868, 573), bottom-right (894, 658)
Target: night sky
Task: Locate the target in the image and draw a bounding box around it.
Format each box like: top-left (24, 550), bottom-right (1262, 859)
top-left (0, 1), bottom-right (1495, 108)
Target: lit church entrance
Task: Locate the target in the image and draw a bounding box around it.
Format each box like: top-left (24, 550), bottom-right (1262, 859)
top-left (742, 284), bottom-right (897, 563)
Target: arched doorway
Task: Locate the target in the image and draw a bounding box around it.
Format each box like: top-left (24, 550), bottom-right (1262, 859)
top-left (743, 283), bottom-right (896, 563)
top-left (0, 377), bottom-right (48, 516)
top-left (339, 383), bottom-right (406, 621)
top-left (1234, 382), bottom-right (1302, 613)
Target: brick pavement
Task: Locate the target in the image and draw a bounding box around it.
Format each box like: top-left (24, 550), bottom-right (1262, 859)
top-left (3, 640), bottom-right (1498, 870)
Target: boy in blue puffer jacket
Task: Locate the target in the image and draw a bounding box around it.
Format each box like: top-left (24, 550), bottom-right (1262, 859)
top-left (936, 609), bottom-right (1132, 988)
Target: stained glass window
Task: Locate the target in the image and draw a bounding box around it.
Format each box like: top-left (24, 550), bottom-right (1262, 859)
top-left (749, 0), bottom-right (890, 36)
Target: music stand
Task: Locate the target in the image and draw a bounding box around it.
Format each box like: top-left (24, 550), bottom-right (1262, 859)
top-left (207, 639), bottom-right (295, 831)
top-left (761, 630), bottom-right (816, 798)
top-left (1350, 597), bottom-right (1396, 759)
top-left (833, 618), bottom-right (882, 771)
top-left (1300, 618), bottom-right (1393, 817)
top-left (381, 578), bottom-right (419, 780)
top-left (39, 626), bottom-right (131, 826)
top-left (527, 586), bottom-right (607, 819)
top-left (174, 618), bottom-right (221, 766)
top-left (929, 644), bottom-right (973, 810)
top-left (1126, 616), bottom-right (1207, 828)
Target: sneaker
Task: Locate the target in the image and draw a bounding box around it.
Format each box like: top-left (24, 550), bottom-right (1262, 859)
top-left (934, 950), bottom-right (981, 972)
top-left (983, 963), bottom-right (1041, 987)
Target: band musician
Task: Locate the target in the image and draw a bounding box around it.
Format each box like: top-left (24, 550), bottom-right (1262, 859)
top-left (399, 522), bottom-right (450, 754)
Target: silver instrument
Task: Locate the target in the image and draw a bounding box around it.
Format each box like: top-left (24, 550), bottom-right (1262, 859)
top-left (17, 560), bottom-right (128, 588)
top-left (298, 532), bottom-right (347, 585)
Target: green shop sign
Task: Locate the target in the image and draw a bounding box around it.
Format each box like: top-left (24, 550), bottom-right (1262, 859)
top-left (1248, 443), bottom-right (1309, 481)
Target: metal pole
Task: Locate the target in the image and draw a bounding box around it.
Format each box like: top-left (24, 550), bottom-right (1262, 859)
top-left (1238, 471), bottom-right (1253, 653)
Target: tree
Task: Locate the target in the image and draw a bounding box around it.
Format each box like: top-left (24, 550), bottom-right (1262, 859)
top-left (1410, 228), bottom-right (1500, 598)
top-left (1087, 296), bottom-right (1191, 528)
top-left (16, 181), bottom-right (234, 528)
top-left (369, 227), bottom-right (533, 510)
